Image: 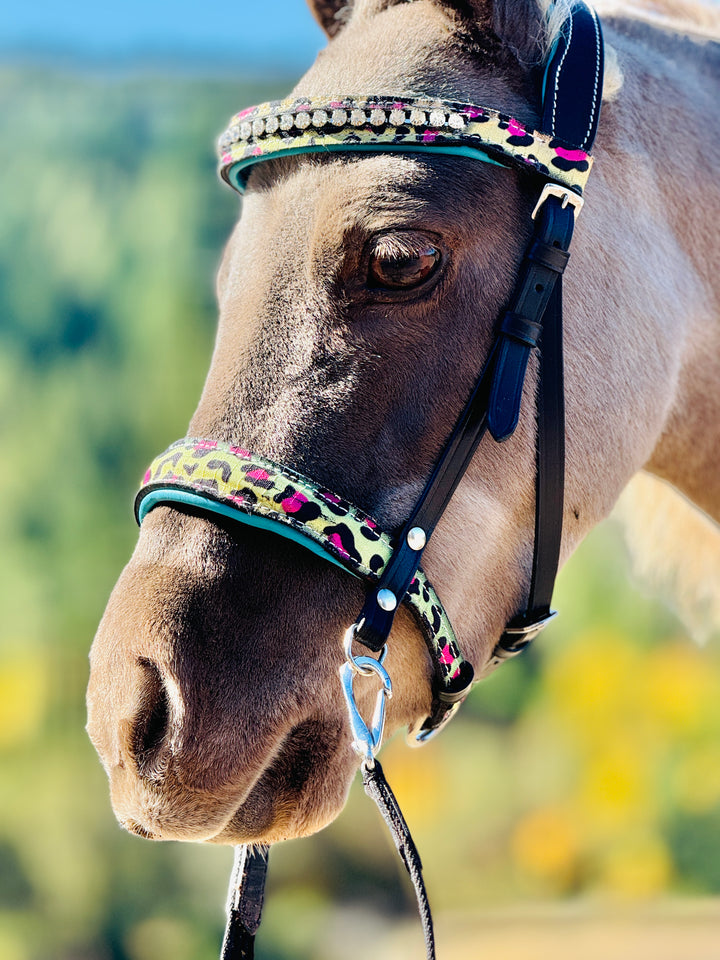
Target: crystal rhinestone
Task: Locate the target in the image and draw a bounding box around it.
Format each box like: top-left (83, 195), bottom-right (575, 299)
top-left (294, 111), bottom-right (311, 129)
top-left (428, 109), bottom-right (446, 127)
top-left (331, 109), bottom-right (348, 126)
top-left (376, 589), bottom-right (398, 612)
top-left (447, 112), bottom-right (465, 130)
top-left (265, 115), bottom-right (279, 135)
top-left (406, 527), bottom-right (427, 551)
top-left (409, 109), bottom-right (427, 126)
top-left (239, 122), bottom-right (252, 140)
top-left (228, 124), bottom-right (240, 142)
top-left (369, 108), bottom-right (386, 126)
top-left (312, 109), bottom-right (329, 128)
top-left (389, 108), bottom-right (406, 126)
top-left (350, 109), bottom-right (366, 127)
top-left (252, 119), bottom-right (265, 137)
top-left (279, 114), bottom-right (294, 131)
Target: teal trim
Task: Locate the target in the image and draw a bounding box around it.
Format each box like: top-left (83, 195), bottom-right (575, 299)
top-left (227, 142), bottom-right (508, 193)
top-left (138, 489), bottom-right (353, 575)
top-left (541, 35), bottom-right (563, 107)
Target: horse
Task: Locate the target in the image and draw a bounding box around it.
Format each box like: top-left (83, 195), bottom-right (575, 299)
top-left (87, 0), bottom-right (718, 906)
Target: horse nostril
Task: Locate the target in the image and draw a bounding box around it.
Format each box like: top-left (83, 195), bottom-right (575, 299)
top-left (130, 658), bottom-right (171, 774)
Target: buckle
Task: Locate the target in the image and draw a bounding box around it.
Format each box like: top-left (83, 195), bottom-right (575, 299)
top-left (407, 700), bottom-right (463, 746)
top-left (531, 183), bottom-right (584, 221)
top-left (503, 609), bottom-right (558, 636)
top-left (502, 609), bottom-right (558, 645)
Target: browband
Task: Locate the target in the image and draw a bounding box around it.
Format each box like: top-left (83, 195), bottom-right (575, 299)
top-left (218, 95), bottom-right (593, 196)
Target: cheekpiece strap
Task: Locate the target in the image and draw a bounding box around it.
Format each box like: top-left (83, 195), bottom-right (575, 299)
top-left (218, 95), bottom-right (593, 196)
top-left (135, 439), bottom-right (473, 709)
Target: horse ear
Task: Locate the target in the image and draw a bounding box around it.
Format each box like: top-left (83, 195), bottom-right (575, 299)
top-left (307, 0), bottom-right (351, 38)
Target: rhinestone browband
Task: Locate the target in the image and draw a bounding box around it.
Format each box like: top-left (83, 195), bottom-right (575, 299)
top-left (218, 96), bottom-right (593, 195)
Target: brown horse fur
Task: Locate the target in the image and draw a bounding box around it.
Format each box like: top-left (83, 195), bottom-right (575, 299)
top-left (87, 0), bottom-right (719, 846)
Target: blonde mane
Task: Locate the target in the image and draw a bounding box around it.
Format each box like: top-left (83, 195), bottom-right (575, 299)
top-left (614, 475), bottom-right (720, 643)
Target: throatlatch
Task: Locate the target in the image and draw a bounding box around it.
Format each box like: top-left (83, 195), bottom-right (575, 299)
top-left (134, 3), bottom-right (604, 957)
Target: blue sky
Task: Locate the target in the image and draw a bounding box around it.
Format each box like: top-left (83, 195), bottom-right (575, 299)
top-left (2, 0), bottom-right (326, 70)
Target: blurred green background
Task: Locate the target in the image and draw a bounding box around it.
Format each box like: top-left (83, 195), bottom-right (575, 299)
top-left (1, 54), bottom-right (720, 960)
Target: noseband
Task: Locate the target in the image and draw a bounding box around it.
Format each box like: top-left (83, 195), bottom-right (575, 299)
top-left (133, 4), bottom-right (604, 957)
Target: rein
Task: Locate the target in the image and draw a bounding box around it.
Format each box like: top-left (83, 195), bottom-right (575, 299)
top-left (134, 3), bottom-right (604, 956)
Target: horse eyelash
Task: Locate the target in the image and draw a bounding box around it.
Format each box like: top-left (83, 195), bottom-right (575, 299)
top-left (371, 234), bottom-right (438, 261)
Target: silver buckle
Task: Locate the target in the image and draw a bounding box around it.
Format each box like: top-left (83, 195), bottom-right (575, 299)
top-left (531, 183), bottom-right (584, 221)
top-left (407, 700), bottom-right (463, 746)
top-left (502, 609), bottom-right (558, 640)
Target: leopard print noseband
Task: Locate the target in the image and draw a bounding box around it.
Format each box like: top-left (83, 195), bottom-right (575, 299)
top-left (218, 95), bottom-right (593, 196)
top-left (136, 439), bottom-right (470, 700)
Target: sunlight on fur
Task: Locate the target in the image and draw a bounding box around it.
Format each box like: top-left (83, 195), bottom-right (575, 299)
top-left (613, 473), bottom-right (720, 644)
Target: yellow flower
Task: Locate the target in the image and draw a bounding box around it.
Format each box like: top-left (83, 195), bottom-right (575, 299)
top-left (0, 648), bottom-right (48, 749)
top-left (511, 806), bottom-right (579, 891)
top-left (642, 643), bottom-right (719, 735)
top-left (597, 834), bottom-right (673, 899)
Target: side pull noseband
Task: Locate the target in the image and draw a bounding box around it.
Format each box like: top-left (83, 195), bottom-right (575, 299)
top-left (136, 439), bottom-right (473, 716)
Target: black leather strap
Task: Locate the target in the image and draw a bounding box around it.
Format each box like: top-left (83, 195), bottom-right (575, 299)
top-left (493, 197), bottom-right (574, 654)
top-left (355, 346), bottom-right (497, 653)
top-left (220, 845), bottom-right (270, 960)
top-left (362, 760), bottom-right (436, 960)
top-left (487, 211), bottom-right (572, 442)
top-left (356, 195), bottom-right (574, 660)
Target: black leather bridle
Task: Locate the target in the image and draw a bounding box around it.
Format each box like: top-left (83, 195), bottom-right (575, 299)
top-left (135, 4), bottom-right (605, 957)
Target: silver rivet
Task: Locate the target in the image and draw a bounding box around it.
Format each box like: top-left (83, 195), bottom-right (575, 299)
top-left (406, 527), bottom-right (427, 551)
top-left (376, 589), bottom-right (397, 612)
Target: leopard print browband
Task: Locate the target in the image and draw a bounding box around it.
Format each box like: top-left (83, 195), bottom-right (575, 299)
top-left (218, 95), bottom-right (593, 195)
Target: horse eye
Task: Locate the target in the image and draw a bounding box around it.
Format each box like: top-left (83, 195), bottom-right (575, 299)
top-left (368, 243), bottom-right (441, 290)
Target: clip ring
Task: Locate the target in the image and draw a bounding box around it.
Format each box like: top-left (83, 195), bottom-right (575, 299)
top-left (343, 621), bottom-right (387, 676)
top-left (340, 655), bottom-right (393, 767)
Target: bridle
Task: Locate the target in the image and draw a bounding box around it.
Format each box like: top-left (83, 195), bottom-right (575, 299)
top-left (133, 3), bottom-right (604, 956)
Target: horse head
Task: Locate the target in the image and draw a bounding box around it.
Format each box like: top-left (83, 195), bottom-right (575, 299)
top-left (87, 0), bottom-right (712, 847)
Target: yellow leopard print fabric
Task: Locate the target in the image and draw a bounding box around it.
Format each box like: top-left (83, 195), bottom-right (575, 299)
top-left (218, 96), bottom-right (593, 195)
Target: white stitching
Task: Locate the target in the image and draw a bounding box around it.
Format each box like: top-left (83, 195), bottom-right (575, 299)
top-left (581, 5), bottom-right (602, 149)
top-left (550, 7), bottom-right (573, 137)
